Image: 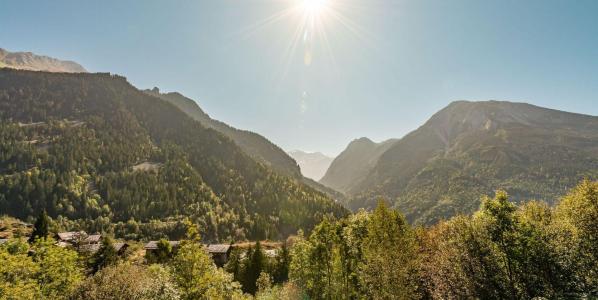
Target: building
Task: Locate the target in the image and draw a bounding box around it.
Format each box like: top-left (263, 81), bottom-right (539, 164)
top-left (144, 240), bottom-right (181, 256)
top-left (144, 241), bottom-right (233, 266)
top-left (56, 231), bottom-right (102, 249)
top-left (206, 244), bottom-right (232, 267)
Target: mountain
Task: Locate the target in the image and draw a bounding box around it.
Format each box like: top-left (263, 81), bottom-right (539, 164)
top-left (144, 88), bottom-right (346, 201)
top-left (287, 150), bottom-right (333, 181)
top-left (0, 69), bottom-right (347, 241)
top-left (144, 88), bottom-right (301, 177)
top-left (344, 100), bottom-right (598, 225)
top-left (320, 138), bottom-right (398, 194)
top-left (0, 48), bottom-right (87, 73)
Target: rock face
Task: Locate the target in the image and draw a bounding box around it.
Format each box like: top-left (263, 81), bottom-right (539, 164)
top-left (319, 137), bottom-right (398, 194)
top-left (288, 150), bottom-right (333, 181)
top-left (337, 100), bottom-right (598, 225)
top-left (0, 48), bottom-right (87, 73)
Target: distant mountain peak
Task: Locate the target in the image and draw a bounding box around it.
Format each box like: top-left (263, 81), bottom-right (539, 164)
top-left (339, 99), bottom-right (598, 225)
top-left (0, 48), bottom-right (87, 73)
top-left (288, 150), bottom-right (333, 181)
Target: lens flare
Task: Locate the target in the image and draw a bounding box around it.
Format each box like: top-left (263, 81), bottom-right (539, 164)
top-left (301, 0), bottom-right (330, 16)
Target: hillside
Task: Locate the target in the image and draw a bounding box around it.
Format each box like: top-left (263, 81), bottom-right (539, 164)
top-left (145, 88), bottom-right (301, 177)
top-left (0, 69), bottom-right (347, 241)
top-left (320, 137), bottom-right (397, 194)
top-left (287, 150), bottom-right (333, 181)
top-left (0, 48), bottom-right (86, 73)
top-left (144, 88), bottom-right (346, 202)
top-left (345, 101), bottom-right (598, 224)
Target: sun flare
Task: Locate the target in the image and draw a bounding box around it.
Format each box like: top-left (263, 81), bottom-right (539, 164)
top-left (300, 0), bottom-right (330, 16)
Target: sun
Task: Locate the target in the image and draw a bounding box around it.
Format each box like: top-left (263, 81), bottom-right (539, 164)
top-left (300, 0), bottom-right (330, 16)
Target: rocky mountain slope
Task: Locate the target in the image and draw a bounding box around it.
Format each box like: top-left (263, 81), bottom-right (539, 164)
top-left (0, 48), bottom-right (86, 73)
top-left (343, 101), bottom-right (598, 224)
top-left (320, 137), bottom-right (397, 194)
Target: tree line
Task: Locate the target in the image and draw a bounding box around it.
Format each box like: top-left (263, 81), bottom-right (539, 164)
top-left (1, 180), bottom-right (596, 299)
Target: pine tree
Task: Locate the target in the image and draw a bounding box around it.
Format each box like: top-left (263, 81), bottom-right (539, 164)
top-left (29, 210), bottom-right (49, 243)
top-left (89, 237), bottom-right (118, 274)
top-left (243, 241), bottom-right (265, 294)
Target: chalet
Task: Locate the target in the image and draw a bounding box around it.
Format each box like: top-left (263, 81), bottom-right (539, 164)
top-left (206, 244), bottom-right (232, 267)
top-left (56, 231), bottom-right (102, 248)
top-left (144, 241), bottom-right (233, 266)
top-left (80, 241), bottom-right (129, 255)
top-left (57, 231), bottom-right (86, 244)
top-left (144, 240), bottom-right (181, 255)
top-left (113, 242), bottom-right (129, 255)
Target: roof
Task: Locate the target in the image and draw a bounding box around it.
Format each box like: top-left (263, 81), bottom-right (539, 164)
top-left (80, 243), bottom-right (101, 253)
top-left (114, 242), bottom-right (128, 252)
top-left (144, 240), bottom-right (181, 250)
top-left (85, 234), bottom-right (101, 243)
top-left (57, 231), bottom-right (86, 241)
top-left (206, 244), bottom-right (231, 254)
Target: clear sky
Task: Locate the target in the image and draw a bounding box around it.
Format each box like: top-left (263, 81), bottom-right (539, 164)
top-left (2, 0), bottom-right (597, 155)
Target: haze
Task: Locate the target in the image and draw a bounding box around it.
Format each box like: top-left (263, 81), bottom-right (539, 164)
top-left (2, 0), bottom-right (597, 155)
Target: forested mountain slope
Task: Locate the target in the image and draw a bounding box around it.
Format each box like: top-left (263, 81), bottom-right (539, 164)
top-left (0, 69), bottom-right (347, 241)
top-left (145, 88), bottom-right (301, 177)
top-left (346, 101), bottom-right (598, 224)
top-left (320, 137), bottom-right (397, 193)
top-left (145, 88), bottom-right (346, 202)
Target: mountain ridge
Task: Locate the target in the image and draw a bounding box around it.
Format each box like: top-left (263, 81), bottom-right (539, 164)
top-left (319, 137), bottom-right (398, 194)
top-left (343, 100), bottom-right (598, 224)
top-left (0, 48), bottom-right (87, 73)
top-left (0, 69), bottom-right (347, 241)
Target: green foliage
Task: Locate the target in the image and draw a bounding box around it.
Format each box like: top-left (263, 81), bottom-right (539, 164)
top-left (148, 238), bottom-right (174, 264)
top-left (289, 203), bottom-right (419, 299)
top-left (0, 238), bottom-right (83, 300)
top-left (0, 69), bottom-right (347, 241)
top-left (72, 263), bottom-right (180, 300)
top-left (242, 241), bottom-right (266, 295)
top-left (553, 180), bottom-right (598, 293)
top-left (360, 201), bottom-right (419, 299)
top-left (30, 238), bottom-right (83, 299)
top-left (0, 239), bottom-right (40, 299)
top-left (89, 237), bottom-right (119, 274)
top-left (292, 182), bottom-right (598, 299)
top-left (271, 242), bottom-right (290, 284)
top-left (29, 210), bottom-right (49, 242)
top-left (420, 188), bottom-right (592, 299)
top-left (171, 240), bottom-right (245, 300)
top-left (343, 101), bottom-right (598, 225)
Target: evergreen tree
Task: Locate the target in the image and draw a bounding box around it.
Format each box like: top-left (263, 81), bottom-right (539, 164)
top-left (29, 210), bottom-right (49, 243)
top-left (272, 242), bottom-right (290, 284)
top-left (89, 237), bottom-right (118, 274)
top-left (243, 241), bottom-right (265, 294)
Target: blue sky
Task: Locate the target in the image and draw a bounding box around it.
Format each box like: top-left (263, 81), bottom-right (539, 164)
top-left (2, 0), bottom-right (597, 155)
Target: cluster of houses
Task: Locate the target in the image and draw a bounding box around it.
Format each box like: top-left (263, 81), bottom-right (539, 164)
top-left (144, 240), bottom-right (279, 267)
top-left (144, 240), bottom-right (233, 266)
top-left (55, 231), bottom-right (129, 255)
top-left (1, 229), bottom-right (279, 267)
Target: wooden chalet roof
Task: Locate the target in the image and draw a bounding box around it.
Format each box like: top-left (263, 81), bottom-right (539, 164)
top-left (206, 244), bottom-right (231, 254)
top-left (144, 240), bottom-right (181, 250)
